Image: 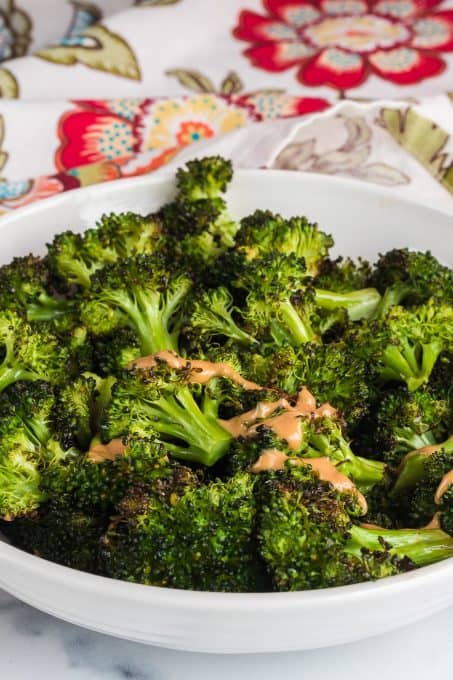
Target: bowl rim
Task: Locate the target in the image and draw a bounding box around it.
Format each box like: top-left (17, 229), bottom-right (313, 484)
top-left (1, 536), bottom-right (453, 608)
top-left (0, 167), bottom-right (451, 229)
top-left (0, 168), bottom-right (452, 609)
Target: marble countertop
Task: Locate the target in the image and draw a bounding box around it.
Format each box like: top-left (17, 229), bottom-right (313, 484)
top-left (0, 589), bottom-right (452, 679)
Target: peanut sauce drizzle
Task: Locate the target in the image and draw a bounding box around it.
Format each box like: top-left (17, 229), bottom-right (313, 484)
top-left (87, 438), bottom-right (126, 462)
top-left (220, 388), bottom-right (338, 451)
top-left (423, 513), bottom-right (442, 529)
top-left (128, 350), bottom-right (263, 391)
top-left (360, 515), bottom-right (443, 531)
top-left (435, 471), bottom-right (453, 504)
top-left (128, 352), bottom-right (338, 451)
top-left (250, 448), bottom-right (368, 514)
top-left (398, 436), bottom-right (453, 473)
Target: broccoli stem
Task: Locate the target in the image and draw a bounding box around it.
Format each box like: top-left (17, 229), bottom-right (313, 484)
top-left (392, 436), bottom-right (453, 494)
top-left (136, 386), bottom-right (232, 466)
top-left (105, 280), bottom-right (190, 355)
top-left (133, 288), bottom-right (177, 355)
top-left (278, 299), bottom-right (318, 345)
top-left (394, 428), bottom-right (437, 454)
top-left (60, 258), bottom-right (92, 289)
top-left (373, 284), bottom-right (411, 320)
top-left (314, 288), bottom-right (381, 321)
top-left (27, 296), bottom-right (74, 323)
top-left (0, 365), bottom-right (34, 392)
top-left (381, 340), bottom-right (442, 391)
top-left (347, 525), bottom-right (453, 566)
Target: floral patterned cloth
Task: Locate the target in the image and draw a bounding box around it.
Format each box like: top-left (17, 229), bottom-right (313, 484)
top-left (0, 0), bottom-right (451, 214)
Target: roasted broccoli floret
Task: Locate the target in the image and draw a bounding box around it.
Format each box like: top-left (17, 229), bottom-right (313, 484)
top-left (80, 253), bottom-right (192, 355)
top-left (258, 464), bottom-right (413, 591)
top-left (370, 249), bottom-right (453, 316)
top-left (0, 255), bottom-right (76, 327)
top-left (52, 373), bottom-right (108, 450)
top-left (95, 211), bottom-right (163, 259)
top-left (92, 327), bottom-right (142, 376)
top-left (315, 256), bottom-right (372, 291)
top-left (371, 387), bottom-right (450, 467)
top-left (101, 471), bottom-right (262, 591)
top-left (187, 287), bottom-right (257, 348)
top-left (0, 311), bottom-right (72, 392)
top-left (249, 342), bottom-right (374, 429)
top-left (43, 436), bottom-right (173, 513)
top-left (299, 416), bottom-right (386, 493)
top-left (3, 437), bottom-right (175, 571)
top-left (235, 253), bottom-right (321, 347)
top-left (47, 229), bottom-right (117, 290)
top-left (234, 209), bottom-right (333, 277)
top-left (47, 211), bottom-right (166, 291)
top-left (2, 498), bottom-right (106, 573)
top-left (0, 382), bottom-right (79, 519)
top-left (349, 301), bottom-right (453, 392)
top-left (101, 361), bottom-right (234, 466)
top-left (233, 251), bottom-right (380, 350)
top-left (392, 436), bottom-right (453, 498)
top-left (159, 156), bottom-right (236, 271)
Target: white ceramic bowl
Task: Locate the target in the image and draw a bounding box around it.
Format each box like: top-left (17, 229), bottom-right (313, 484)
top-left (0, 171), bottom-right (452, 653)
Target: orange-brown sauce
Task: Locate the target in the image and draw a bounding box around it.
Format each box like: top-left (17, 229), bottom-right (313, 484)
top-left (221, 388), bottom-right (337, 451)
top-left (87, 438), bottom-right (126, 462)
top-left (398, 436), bottom-right (453, 472)
top-left (129, 350), bottom-right (263, 391)
top-left (435, 471), bottom-right (453, 504)
top-left (251, 449), bottom-right (367, 514)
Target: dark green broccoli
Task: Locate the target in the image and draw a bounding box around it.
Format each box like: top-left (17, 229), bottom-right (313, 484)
top-left (95, 211), bottom-right (164, 259)
top-left (47, 212), bottom-right (165, 291)
top-left (257, 464), bottom-right (413, 591)
top-left (236, 253), bottom-right (321, 347)
top-left (314, 256), bottom-right (372, 291)
top-left (429, 351), bottom-right (453, 429)
top-left (47, 229), bottom-right (117, 290)
top-left (233, 251), bottom-right (380, 351)
top-left (371, 387), bottom-right (450, 467)
top-left (101, 471), bottom-right (262, 591)
top-left (0, 255), bottom-right (76, 326)
top-left (300, 416), bottom-right (386, 493)
top-left (43, 436), bottom-right (175, 514)
top-left (2, 437), bottom-right (177, 571)
top-left (0, 311), bottom-right (72, 392)
top-left (187, 287), bottom-right (257, 348)
top-left (348, 301), bottom-right (453, 392)
top-left (392, 435), bottom-right (453, 497)
top-left (52, 373), bottom-right (107, 450)
top-left (0, 380), bottom-right (57, 447)
top-left (175, 156), bottom-right (233, 200)
top-left (2, 498), bottom-right (106, 573)
top-left (0, 382), bottom-right (80, 520)
top-left (247, 342), bottom-right (374, 429)
top-left (370, 249), bottom-right (453, 317)
top-left (234, 209), bottom-right (333, 277)
top-left (159, 156), bottom-right (236, 271)
top-left (101, 361), bottom-right (234, 466)
top-left (80, 253), bottom-right (192, 355)
top-left (92, 327), bottom-right (142, 376)
top-left (388, 438), bottom-right (453, 535)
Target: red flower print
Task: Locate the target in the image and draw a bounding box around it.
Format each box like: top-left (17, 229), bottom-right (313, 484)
top-left (56, 99), bottom-right (146, 171)
top-left (233, 0), bottom-right (453, 89)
